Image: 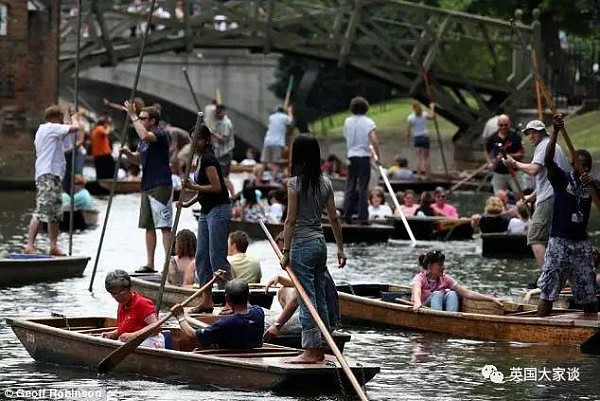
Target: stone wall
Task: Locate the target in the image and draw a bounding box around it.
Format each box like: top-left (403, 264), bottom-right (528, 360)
top-left (0, 0), bottom-right (59, 181)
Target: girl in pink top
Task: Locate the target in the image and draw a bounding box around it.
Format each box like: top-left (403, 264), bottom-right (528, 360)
top-left (411, 250), bottom-right (503, 311)
top-left (431, 187), bottom-right (459, 218)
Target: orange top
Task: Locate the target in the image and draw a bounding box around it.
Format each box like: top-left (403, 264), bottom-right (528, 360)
top-left (91, 125), bottom-right (111, 157)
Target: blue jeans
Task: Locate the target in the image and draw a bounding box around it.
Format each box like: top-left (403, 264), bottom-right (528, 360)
top-left (291, 237), bottom-right (329, 348)
top-left (195, 203), bottom-right (232, 287)
top-left (426, 290), bottom-right (459, 311)
top-left (342, 156), bottom-right (371, 222)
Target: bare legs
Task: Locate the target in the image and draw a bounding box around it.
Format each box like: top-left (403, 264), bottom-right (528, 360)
top-left (415, 148), bottom-right (431, 178)
top-left (24, 218), bottom-right (62, 255)
top-left (531, 243), bottom-right (546, 268)
top-left (145, 228), bottom-right (172, 269)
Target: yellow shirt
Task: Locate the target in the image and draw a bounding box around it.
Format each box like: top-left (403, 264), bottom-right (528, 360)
top-left (228, 253), bottom-right (262, 284)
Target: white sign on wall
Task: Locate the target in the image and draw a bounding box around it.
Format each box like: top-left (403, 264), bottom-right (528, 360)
top-left (0, 4), bottom-right (7, 36)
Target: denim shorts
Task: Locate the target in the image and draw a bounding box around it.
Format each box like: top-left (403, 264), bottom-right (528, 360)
top-left (414, 136), bottom-right (430, 149)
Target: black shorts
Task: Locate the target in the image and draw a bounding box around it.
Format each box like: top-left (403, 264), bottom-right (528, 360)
top-left (414, 136), bottom-right (430, 149)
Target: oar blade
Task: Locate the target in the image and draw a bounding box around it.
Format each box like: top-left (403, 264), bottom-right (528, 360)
top-left (97, 333), bottom-right (148, 374)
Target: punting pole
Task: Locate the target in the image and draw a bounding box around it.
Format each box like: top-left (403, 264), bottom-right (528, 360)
top-left (509, 19), bottom-right (600, 210)
top-left (370, 145), bottom-right (417, 246)
top-left (448, 163), bottom-right (488, 194)
top-left (283, 75), bottom-right (294, 109)
top-left (422, 71), bottom-right (449, 177)
top-left (88, 0), bottom-right (158, 292)
top-left (68, 0), bottom-right (83, 255)
top-left (258, 220), bottom-right (369, 401)
top-left (155, 112), bottom-right (204, 312)
top-left (181, 67), bottom-right (201, 111)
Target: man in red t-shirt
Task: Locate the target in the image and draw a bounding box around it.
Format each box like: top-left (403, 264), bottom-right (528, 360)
top-left (102, 270), bottom-right (165, 348)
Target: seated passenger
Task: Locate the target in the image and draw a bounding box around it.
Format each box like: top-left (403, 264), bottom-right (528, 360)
top-left (171, 279), bottom-right (265, 349)
top-left (227, 230), bottom-right (262, 284)
top-left (265, 188), bottom-right (286, 223)
top-left (102, 270), bottom-right (164, 348)
top-left (241, 186), bottom-right (265, 222)
top-left (368, 188), bottom-right (393, 221)
top-left (411, 250), bottom-right (503, 311)
top-left (61, 174), bottom-right (93, 211)
top-left (415, 191), bottom-right (435, 217)
top-left (507, 202), bottom-right (530, 234)
top-left (478, 196), bottom-right (509, 233)
top-left (398, 189), bottom-right (419, 217)
top-left (388, 156), bottom-right (415, 180)
top-left (431, 187), bottom-right (458, 218)
top-left (167, 229), bottom-right (196, 286)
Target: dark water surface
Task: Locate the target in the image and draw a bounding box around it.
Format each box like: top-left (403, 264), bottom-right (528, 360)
top-left (1, 190), bottom-right (599, 401)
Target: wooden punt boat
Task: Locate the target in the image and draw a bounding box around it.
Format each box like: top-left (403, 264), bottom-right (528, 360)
top-left (8, 316), bottom-right (378, 393)
top-left (336, 283), bottom-right (600, 352)
top-left (58, 209), bottom-right (99, 231)
top-left (510, 288), bottom-right (600, 310)
top-left (186, 312), bottom-right (352, 353)
top-left (386, 216), bottom-right (473, 241)
top-left (0, 255), bottom-right (90, 287)
top-left (86, 179), bottom-right (141, 195)
top-left (330, 176), bottom-right (452, 193)
top-left (479, 233), bottom-right (533, 258)
top-left (130, 275), bottom-right (276, 309)
top-left (227, 219), bottom-right (393, 244)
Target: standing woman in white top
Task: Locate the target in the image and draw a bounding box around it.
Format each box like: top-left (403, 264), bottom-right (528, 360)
top-left (342, 97), bottom-right (380, 224)
top-left (406, 101), bottom-right (435, 178)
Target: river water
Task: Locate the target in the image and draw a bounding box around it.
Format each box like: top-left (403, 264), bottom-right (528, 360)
top-left (1, 190), bottom-right (599, 401)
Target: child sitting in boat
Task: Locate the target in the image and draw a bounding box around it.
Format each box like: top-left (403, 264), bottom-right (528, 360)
top-left (167, 229), bottom-right (196, 287)
top-left (397, 189), bottom-right (419, 217)
top-left (61, 174), bottom-right (93, 211)
top-left (265, 188), bottom-right (285, 224)
top-left (507, 202), bottom-right (530, 234)
top-left (368, 188), bottom-right (393, 221)
top-left (240, 186), bottom-right (266, 222)
top-left (103, 270), bottom-right (165, 348)
top-left (171, 279), bottom-right (265, 349)
top-left (387, 156), bottom-right (415, 180)
top-left (415, 191), bottom-right (435, 217)
top-left (411, 250), bottom-right (503, 311)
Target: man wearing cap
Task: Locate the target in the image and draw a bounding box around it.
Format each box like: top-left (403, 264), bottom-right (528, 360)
top-left (536, 114), bottom-right (598, 318)
top-left (484, 114), bottom-right (524, 193)
top-left (502, 119), bottom-right (570, 267)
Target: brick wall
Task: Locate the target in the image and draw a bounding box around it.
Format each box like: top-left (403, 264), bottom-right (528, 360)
top-left (0, 0), bottom-right (59, 181)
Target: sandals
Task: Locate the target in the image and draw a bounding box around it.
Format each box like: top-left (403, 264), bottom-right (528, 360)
top-left (135, 266), bottom-right (157, 273)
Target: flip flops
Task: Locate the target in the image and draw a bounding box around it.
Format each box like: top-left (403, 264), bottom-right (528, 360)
top-left (135, 266), bottom-right (158, 273)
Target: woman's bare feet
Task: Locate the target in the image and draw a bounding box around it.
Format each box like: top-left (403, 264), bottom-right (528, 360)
top-left (284, 348), bottom-right (325, 364)
top-left (49, 247), bottom-right (65, 256)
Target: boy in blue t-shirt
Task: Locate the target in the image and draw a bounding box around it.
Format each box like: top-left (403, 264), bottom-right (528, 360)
top-left (172, 279), bottom-right (264, 349)
top-left (536, 114), bottom-right (600, 318)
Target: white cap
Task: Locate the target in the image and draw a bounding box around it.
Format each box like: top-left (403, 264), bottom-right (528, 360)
top-left (524, 120), bottom-right (547, 132)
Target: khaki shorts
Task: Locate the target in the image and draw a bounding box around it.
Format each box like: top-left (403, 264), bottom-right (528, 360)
top-left (527, 196), bottom-right (553, 245)
top-left (261, 145), bottom-right (283, 163)
top-left (139, 185), bottom-right (173, 229)
top-left (34, 174), bottom-right (63, 223)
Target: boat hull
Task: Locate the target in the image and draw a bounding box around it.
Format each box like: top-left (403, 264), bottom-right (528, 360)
top-left (130, 275), bottom-right (275, 309)
top-left (388, 216), bottom-right (473, 241)
top-left (330, 177), bottom-right (452, 193)
top-left (481, 233), bottom-right (533, 258)
top-left (8, 317), bottom-right (378, 393)
top-left (0, 256), bottom-right (90, 287)
top-left (337, 284), bottom-right (599, 349)
top-left (227, 220), bottom-right (392, 244)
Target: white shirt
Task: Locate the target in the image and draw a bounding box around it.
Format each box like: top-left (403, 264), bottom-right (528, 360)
top-left (507, 217), bottom-right (528, 234)
top-left (532, 136), bottom-right (570, 205)
top-left (263, 112), bottom-right (291, 147)
top-left (407, 113), bottom-right (429, 137)
top-left (34, 122), bottom-right (71, 180)
top-left (368, 204), bottom-right (393, 220)
top-left (344, 115), bottom-right (376, 158)
top-left (266, 203), bottom-right (284, 223)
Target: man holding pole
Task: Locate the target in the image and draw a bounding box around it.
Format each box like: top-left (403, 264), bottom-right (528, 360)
top-left (212, 104), bottom-right (235, 177)
top-left (121, 102), bottom-right (173, 273)
top-left (502, 119), bottom-right (570, 267)
top-left (261, 105), bottom-right (293, 175)
top-left (24, 105), bottom-right (81, 255)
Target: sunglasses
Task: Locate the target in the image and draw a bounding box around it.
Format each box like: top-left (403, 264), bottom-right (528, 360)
top-left (498, 124), bottom-right (509, 127)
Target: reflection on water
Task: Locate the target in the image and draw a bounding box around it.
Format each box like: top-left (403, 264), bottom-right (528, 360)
top-left (1, 190), bottom-right (599, 400)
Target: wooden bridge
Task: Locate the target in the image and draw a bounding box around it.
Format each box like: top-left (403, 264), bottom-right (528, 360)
top-left (60, 0), bottom-right (543, 147)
